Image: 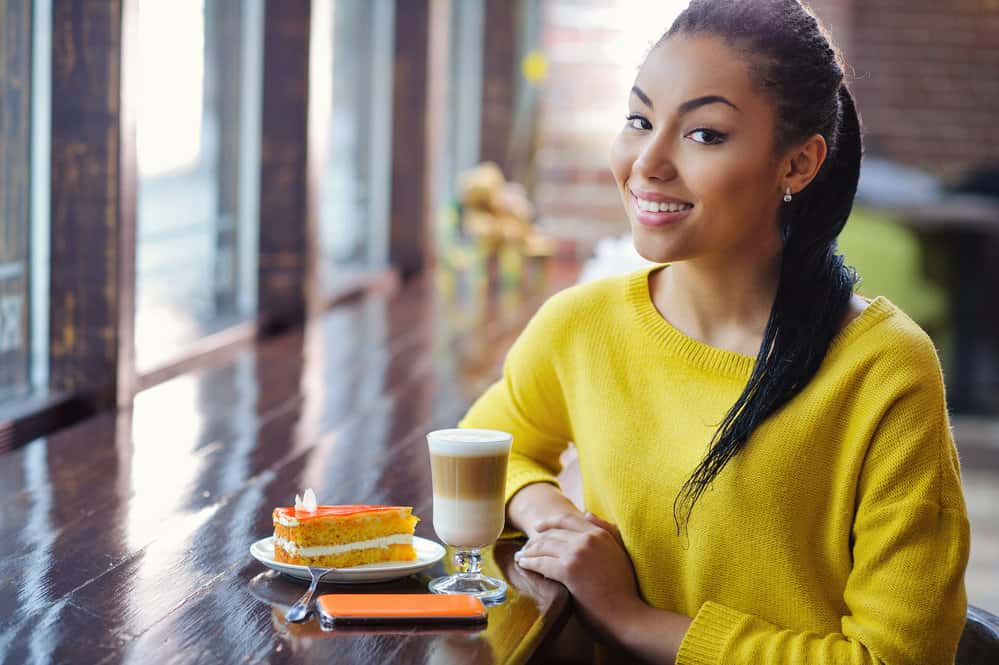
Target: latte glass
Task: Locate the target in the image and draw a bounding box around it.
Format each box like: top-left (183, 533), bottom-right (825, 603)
top-left (426, 428), bottom-right (512, 602)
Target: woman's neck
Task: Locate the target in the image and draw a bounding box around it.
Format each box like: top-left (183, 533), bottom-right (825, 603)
top-left (650, 252), bottom-right (782, 357)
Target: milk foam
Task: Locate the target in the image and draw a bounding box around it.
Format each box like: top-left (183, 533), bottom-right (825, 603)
top-left (427, 429), bottom-right (512, 456)
top-left (432, 496), bottom-right (506, 547)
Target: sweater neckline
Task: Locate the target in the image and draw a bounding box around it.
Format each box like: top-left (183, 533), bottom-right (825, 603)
top-left (625, 264), bottom-right (895, 379)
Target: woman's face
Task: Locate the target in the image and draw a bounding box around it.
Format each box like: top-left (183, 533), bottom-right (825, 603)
top-left (610, 35), bottom-right (786, 265)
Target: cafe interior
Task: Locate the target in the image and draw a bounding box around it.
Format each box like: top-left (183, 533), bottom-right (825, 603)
top-left (1, 0), bottom-right (997, 663)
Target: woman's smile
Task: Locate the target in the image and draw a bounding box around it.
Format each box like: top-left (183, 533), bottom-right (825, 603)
top-left (630, 189), bottom-right (695, 227)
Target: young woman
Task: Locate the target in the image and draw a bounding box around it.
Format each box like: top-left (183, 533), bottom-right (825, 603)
top-left (459, 1), bottom-right (970, 663)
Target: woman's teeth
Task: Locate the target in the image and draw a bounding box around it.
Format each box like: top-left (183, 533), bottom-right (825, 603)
top-left (636, 198), bottom-right (693, 213)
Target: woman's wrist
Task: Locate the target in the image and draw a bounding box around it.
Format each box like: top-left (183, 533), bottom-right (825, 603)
top-left (507, 482), bottom-right (581, 538)
top-left (610, 599), bottom-right (693, 665)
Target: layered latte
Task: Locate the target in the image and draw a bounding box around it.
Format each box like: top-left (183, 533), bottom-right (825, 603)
top-left (427, 429), bottom-right (512, 547)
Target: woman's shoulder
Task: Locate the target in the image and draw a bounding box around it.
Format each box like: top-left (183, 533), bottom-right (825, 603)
top-left (839, 293), bottom-right (869, 332)
top-left (831, 294), bottom-right (944, 387)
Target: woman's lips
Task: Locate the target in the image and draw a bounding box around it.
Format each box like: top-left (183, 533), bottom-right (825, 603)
top-left (632, 194), bottom-right (693, 227)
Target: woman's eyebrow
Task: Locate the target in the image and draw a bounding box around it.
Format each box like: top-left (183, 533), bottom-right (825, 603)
top-left (631, 86), bottom-right (740, 115)
top-left (631, 86), bottom-right (655, 108)
top-left (678, 95), bottom-right (740, 114)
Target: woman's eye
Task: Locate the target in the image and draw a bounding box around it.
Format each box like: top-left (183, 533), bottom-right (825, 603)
top-left (687, 128), bottom-right (728, 145)
top-left (625, 114), bottom-right (652, 131)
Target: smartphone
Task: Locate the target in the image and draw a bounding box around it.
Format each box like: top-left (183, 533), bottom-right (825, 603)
top-left (316, 594), bottom-right (488, 628)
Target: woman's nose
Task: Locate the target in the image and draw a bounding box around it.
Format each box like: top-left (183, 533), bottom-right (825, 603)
top-left (633, 135), bottom-right (678, 182)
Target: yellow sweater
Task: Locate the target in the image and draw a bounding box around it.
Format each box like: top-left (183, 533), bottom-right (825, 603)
top-left (460, 265), bottom-right (970, 665)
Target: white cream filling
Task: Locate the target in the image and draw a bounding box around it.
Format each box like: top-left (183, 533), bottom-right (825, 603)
top-left (274, 534), bottom-right (413, 557)
top-left (275, 515), bottom-right (300, 527)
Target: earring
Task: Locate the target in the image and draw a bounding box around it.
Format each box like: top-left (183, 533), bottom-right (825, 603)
top-left (783, 187), bottom-right (793, 203)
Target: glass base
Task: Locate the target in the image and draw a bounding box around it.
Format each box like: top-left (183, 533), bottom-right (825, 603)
top-left (429, 572), bottom-right (507, 603)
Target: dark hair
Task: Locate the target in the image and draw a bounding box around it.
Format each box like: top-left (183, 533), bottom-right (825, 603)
top-left (660, 0), bottom-right (863, 533)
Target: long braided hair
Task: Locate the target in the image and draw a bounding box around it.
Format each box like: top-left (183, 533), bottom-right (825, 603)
top-left (660, 0), bottom-right (863, 532)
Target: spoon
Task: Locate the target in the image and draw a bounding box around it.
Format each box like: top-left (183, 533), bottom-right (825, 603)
top-left (285, 567), bottom-right (335, 623)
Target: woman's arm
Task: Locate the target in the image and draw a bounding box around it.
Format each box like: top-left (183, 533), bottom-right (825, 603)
top-left (614, 604), bottom-right (693, 665)
top-left (515, 511), bottom-right (692, 663)
top-left (506, 482), bottom-right (582, 538)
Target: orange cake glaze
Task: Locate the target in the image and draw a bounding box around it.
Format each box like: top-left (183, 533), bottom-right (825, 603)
top-left (273, 505), bottom-right (406, 522)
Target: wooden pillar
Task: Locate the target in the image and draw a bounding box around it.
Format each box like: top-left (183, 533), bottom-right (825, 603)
top-left (257, 0), bottom-right (312, 333)
top-left (49, 0), bottom-right (138, 410)
top-left (389, 0), bottom-right (433, 278)
top-left (479, 0), bottom-right (518, 174)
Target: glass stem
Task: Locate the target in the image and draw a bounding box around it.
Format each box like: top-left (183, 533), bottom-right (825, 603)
top-left (456, 548), bottom-right (482, 576)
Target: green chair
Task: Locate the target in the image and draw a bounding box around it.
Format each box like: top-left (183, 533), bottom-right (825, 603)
top-left (838, 206), bottom-right (947, 333)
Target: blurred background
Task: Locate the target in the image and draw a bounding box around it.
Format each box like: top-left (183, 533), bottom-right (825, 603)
top-left (1, 0), bottom-right (996, 612)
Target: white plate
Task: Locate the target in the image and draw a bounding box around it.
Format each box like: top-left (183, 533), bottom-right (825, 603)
top-left (249, 536), bottom-right (446, 583)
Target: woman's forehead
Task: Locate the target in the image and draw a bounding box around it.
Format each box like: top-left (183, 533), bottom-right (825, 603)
top-left (634, 35), bottom-right (762, 110)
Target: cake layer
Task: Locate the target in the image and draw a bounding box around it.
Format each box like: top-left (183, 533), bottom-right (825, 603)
top-left (273, 542), bottom-right (417, 568)
top-left (275, 534), bottom-right (413, 558)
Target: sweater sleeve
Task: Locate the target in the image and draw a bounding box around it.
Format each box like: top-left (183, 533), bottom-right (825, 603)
top-left (676, 339), bottom-right (971, 665)
top-left (458, 292), bottom-right (574, 509)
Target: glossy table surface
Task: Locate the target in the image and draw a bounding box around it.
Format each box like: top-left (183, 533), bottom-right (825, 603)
top-left (0, 265), bottom-right (578, 665)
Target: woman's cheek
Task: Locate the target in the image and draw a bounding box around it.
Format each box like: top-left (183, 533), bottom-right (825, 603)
top-left (609, 133), bottom-right (633, 188)
top-left (685, 156), bottom-right (751, 208)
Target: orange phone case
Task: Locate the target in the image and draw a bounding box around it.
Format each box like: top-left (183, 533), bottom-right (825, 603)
top-left (316, 594), bottom-right (487, 626)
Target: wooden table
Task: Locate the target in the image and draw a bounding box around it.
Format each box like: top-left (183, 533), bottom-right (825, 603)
top-left (0, 264), bottom-right (578, 665)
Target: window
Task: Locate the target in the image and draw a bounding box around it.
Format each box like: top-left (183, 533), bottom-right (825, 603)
top-left (134, 0), bottom-right (264, 373)
top-left (313, 0), bottom-right (396, 291)
top-left (1, 0), bottom-right (49, 405)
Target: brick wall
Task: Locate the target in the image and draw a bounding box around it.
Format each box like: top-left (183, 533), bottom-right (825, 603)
top-left (534, 0), bottom-right (999, 239)
top-left (844, 0), bottom-right (999, 180)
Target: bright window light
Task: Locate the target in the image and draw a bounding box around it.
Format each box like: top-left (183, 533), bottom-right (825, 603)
top-left (136, 0), bottom-right (206, 176)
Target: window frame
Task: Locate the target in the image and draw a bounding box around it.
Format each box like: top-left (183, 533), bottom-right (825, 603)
top-left (1, 0), bottom-right (444, 451)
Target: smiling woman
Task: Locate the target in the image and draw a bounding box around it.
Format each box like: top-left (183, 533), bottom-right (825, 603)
top-left (459, 1), bottom-right (970, 664)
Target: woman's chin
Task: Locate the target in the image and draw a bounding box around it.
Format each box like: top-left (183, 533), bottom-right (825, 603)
top-left (630, 232), bottom-right (680, 264)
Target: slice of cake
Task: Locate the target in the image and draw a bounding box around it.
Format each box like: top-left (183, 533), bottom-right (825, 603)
top-left (272, 489), bottom-right (419, 567)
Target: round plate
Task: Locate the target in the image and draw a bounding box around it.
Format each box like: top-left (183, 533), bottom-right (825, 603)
top-left (249, 536), bottom-right (446, 583)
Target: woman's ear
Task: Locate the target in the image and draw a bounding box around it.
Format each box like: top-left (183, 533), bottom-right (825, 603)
top-left (782, 133), bottom-right (828, 196)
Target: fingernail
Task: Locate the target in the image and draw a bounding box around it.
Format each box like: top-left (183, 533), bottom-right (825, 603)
top-left (514, 550), bottom-right (522, 561)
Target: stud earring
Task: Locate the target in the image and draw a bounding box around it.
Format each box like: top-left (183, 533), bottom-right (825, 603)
top-left (783, 187), bottom-right (793, 203)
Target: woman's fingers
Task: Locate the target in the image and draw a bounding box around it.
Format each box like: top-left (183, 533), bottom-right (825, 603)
top-left (584, 512), bottom-right (625, 548)
top-left (516, 529), bottom-right (572, 558)
top-left (534, 511), bottom-right (623, 546)
top-left (517, 526), bottom-right (615, 579)
top-left (513, 553), bottom-right (566, 582)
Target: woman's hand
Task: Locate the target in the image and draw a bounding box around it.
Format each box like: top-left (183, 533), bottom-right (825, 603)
top-left (515, 512), bottom-right (693, 663)
top-left (514, 512), bottom-right (643, 639)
